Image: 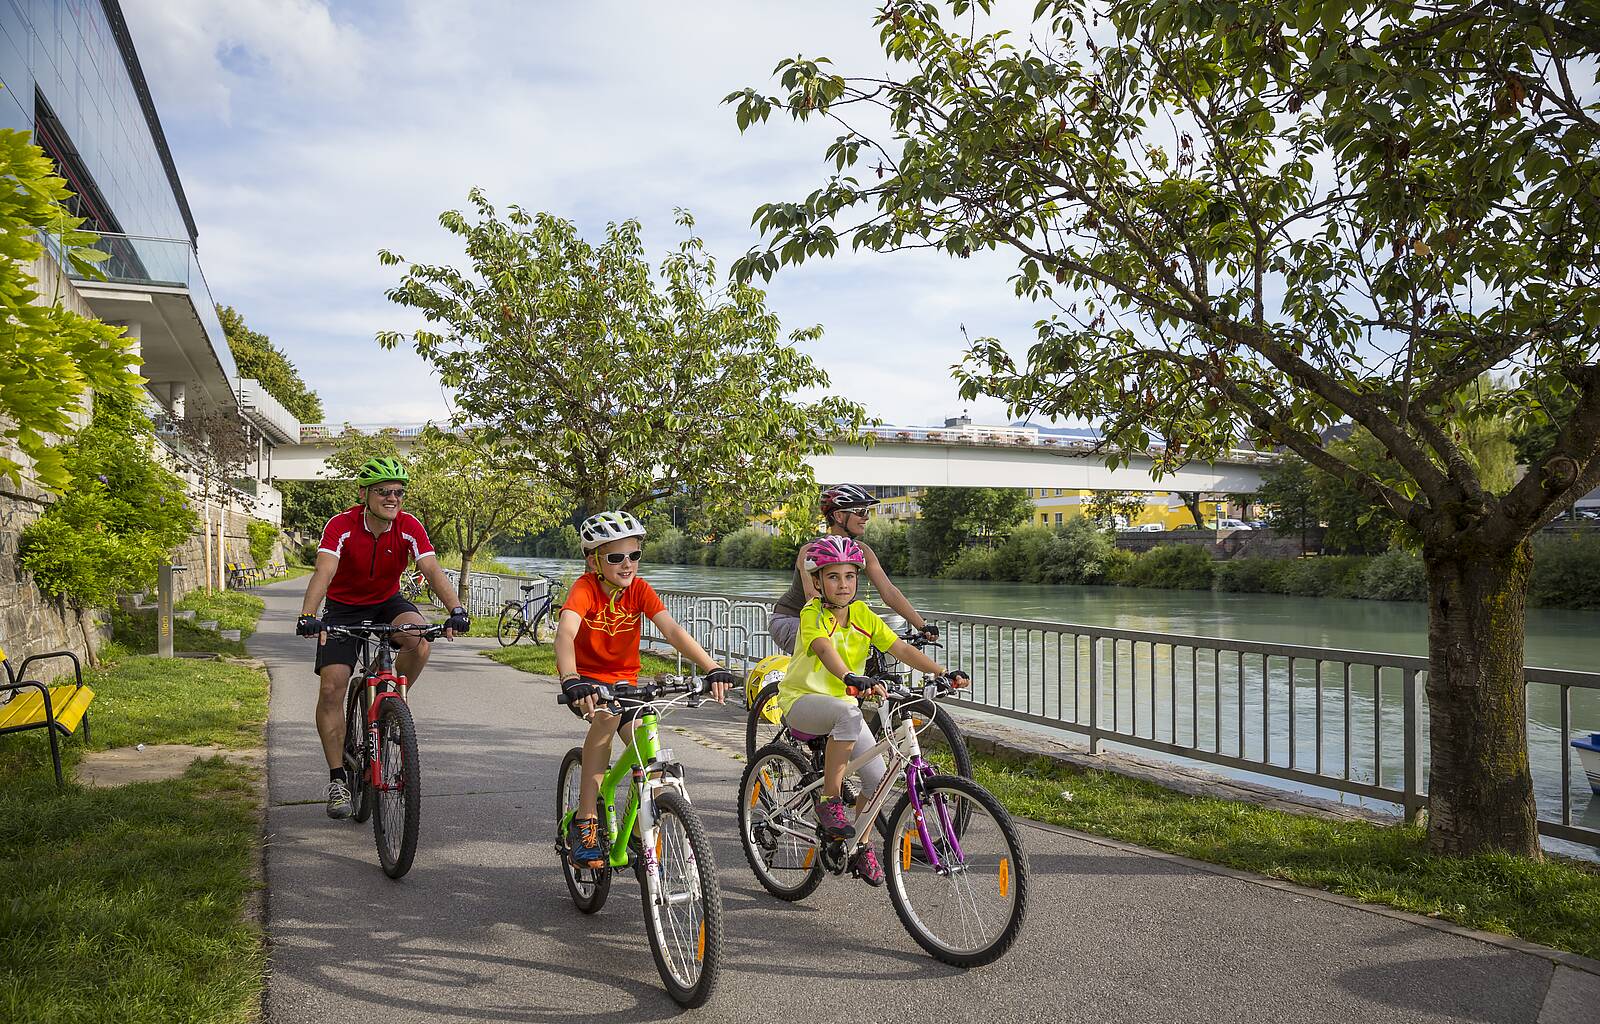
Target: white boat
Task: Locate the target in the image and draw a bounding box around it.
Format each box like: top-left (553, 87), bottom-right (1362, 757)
top-left (1573, 733), bottom-right (1600, 794)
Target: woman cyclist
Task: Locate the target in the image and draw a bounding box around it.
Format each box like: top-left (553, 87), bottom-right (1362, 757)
top-left (768, 484), bottom-right (937, 655)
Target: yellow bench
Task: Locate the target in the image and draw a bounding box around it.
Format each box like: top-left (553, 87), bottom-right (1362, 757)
top-left (0, 646), bottom-right (94, 787)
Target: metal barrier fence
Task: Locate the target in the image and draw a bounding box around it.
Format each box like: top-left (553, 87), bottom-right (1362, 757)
top-left (637, 587), bottom-right (1600, 849)
top-left (438, 569), bottom-right (555, 619)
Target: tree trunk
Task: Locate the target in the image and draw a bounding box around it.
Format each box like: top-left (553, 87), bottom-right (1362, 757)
top-left (76, 607), bottom-right (100, 669)
top-left (457, 549), bottom-right (475, 601)
top-left (1421, 539), bottom-right (1541, 858)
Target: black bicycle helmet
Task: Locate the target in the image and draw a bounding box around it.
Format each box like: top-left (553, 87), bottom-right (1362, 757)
top-left (820, 484), bottom-right (880, 516)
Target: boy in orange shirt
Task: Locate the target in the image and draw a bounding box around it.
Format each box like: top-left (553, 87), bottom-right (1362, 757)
top-left (555, 510), bottom-right (736, 868)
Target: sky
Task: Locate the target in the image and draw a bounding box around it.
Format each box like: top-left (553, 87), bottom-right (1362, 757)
top-left (120, 0), bottom-right (1049, 430)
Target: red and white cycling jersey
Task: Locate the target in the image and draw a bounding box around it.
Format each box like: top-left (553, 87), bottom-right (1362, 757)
top-left (317, 506), bottom-right (435, 605)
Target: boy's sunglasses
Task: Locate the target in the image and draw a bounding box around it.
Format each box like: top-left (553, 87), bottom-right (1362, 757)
top-left (603, 550), bottom-right (644, 565)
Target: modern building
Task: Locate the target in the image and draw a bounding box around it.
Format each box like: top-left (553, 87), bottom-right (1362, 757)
top-left (0, 0), bottom-right (284, 574)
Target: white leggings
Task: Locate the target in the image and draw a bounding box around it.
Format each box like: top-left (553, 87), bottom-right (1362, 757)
top-left (783, 693), bottom-right (886, 797)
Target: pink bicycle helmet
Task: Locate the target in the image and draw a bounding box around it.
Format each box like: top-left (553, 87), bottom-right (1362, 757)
top-left (803, 536), bottom-right (867, 574)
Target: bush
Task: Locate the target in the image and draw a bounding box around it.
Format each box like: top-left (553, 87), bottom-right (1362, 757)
top-left (1120, 544), bottom-right (1215, 590)
top-left (645, 526), bottom-right (702, 565)
top-left (1103, 547), bottom-right (1136, 584)
top-left (943, 547), bottom-right (997, 580)
top-left (247, 519), bottom-right (277, 567)
top-left (713, 527), bottom-right (775, 569)
top-left (292, 540), bottom-right (319, 567)
top-left (1274, 555), bottom-right (1368, 598)
top-left (1530, 533), bottom-right (1600, 610)
top-left (1358, 549), bottom-right (1428, 601)
top-left (1041, 518), bottom-right (1118, 584)
top-left (989, 525), bottom-right (1055, 582)
top-left (863, 518), bottom-right (910, 575)
top-left (1213, 557), bottom-right (1285, 593)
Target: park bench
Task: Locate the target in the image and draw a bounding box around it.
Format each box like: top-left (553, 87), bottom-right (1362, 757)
top-left (0, 644), bottom-right (94, 787)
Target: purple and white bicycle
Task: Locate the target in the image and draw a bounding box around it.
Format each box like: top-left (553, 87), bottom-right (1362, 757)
top-left (737, 676), bottom-right (1029, 968)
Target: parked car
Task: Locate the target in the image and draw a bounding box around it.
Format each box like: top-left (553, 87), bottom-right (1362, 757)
top-left (1136, 522), bottom-right (1165, 532)
top-left (1216, 518), bottom-right (1254, 531)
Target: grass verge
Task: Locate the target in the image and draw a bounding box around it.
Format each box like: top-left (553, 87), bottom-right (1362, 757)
top-left (483, 642), bottom-right (680, 677)
top-left (0, 594), bottom-right (268, 1022)
top-left (974, 752), bottom-right (1600, 960)
top-left (110, 606), bottom-right (248, 657)
top-left (176, 590), bottom-right (266, 638)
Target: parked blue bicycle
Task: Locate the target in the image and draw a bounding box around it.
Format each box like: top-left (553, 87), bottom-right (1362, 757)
top-left (496, 574), bottom-right (565, 647)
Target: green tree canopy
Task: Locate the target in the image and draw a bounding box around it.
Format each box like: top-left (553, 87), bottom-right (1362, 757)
top-left (908, 486), bottom-right (1032, 573)
top-left (0, 124), bottom-right (141, 491)
top-left (377, 194), bottom-right (868, 520)
top-left (729, 0), bottom-right (1600, 856)
top-left (217, 305), bottom-right (324, 423)
top-left (1083, 490), bottom-right (1147, 529)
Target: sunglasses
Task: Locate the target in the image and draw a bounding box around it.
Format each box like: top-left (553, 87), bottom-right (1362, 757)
top-left (372, 487), bottom-right (406, 499)
top-left (603, 550), bottom-right (644, 565)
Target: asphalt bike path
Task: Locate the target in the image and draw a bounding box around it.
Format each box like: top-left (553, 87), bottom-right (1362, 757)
top-left (251, 578), bottom-right (1590, 1023)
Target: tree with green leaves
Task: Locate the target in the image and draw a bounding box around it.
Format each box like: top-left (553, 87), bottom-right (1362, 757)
top-left (1256, 458), bottom-right (1321, 553)
top-left (218, 305), bottom-right (324, 423)
top-left (376, 193), bottom-right (867, 521)
top-left (0, 124), bottom-right (141, 491)
top-left (1084, 490), bottom-right (1147, 530)
top-left (908, 486), bottom-right (1033, 573)
top-left (406, 426), bottom-right (562, 592)
top-left (729, 1), bottom-right (1600, 856)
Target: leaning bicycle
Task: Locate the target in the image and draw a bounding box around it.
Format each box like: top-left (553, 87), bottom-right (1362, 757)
top-left (739, 676), bottom-right (1029, 968)
top-left (334, 621), bottom-right (444, 879)
top-left (554, 677), bottom-right (724, 1007)
top-left (497, 574), bottom-right (565, 647)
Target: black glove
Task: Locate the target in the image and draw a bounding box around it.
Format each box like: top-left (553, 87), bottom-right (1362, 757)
top-left (919, 623), bottom-right (940, 640)
top-left (560, 675), bottom-right (604, 703)
top-left (445, 606), bottom-right (470, 632)
top-left (947, 669), bottom-right (971, 688)
top-left (843, 672), bottom-right (878, 695)
top-left (296, 614), bottom-right (324, 637)
top-left (704, 667), bottom-right (738, 688)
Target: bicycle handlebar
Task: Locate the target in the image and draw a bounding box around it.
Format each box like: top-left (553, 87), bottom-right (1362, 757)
top-left (323, 622), bottom-right (449, 642)
top-left (556, 676), bottom-right (709, 707)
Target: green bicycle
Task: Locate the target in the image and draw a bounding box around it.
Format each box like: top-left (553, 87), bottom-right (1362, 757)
top-left (554, 677), bottom-right (723, 1007)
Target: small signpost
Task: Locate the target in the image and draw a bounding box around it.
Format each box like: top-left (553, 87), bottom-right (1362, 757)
top-left (157, 563), bottom-right (188, 658)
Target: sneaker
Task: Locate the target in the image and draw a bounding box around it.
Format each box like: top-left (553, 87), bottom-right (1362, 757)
top-left (568, 816), bottom-right (606, 869)
top-left (815, 797), bottom-right (855, 841)
top-left (325, 779), bottom-right (353, 820)
top-left (851, 845), bottom-right (885, 887)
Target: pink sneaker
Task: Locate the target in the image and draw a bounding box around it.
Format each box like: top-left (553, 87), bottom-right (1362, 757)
top-left (815, 796), bottom-right (856, 841)
top-left (851, 845), bottom-right (885, 886)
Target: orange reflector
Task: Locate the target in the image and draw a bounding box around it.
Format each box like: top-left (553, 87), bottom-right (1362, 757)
top-left (751, 770), bottom-right (773, 808)
top-left (656, 831), bottom-right (664, 860)
top-left (802, 846), bottom-right (816, 869)
top-left (999, 857), bottom-right (1010, 898)
top-left (901, 830), bottom-right (913, 871)
top-left (697, 921), bottom-right (706, 962)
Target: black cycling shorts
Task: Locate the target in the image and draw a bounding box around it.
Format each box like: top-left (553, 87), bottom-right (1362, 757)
top-left (312, 593), bottom-right (422, 676)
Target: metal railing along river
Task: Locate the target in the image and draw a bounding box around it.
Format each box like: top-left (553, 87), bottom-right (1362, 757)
top-left (629, 587), bottom-right (1600, 850)
top-left (439, 571), bottom-right (1598, 848)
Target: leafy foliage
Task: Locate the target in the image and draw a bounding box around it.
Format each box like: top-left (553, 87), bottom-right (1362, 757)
top-left (1083, 489), bottom-right (1147, 529)
top-left (0, 126), bottom-right (141, 490)
top-left (246, 519), bottom-right (277, 567)
top-left (377, 193), bottom-right (868, 519)
top-left (906, 486), bottom-right (1033, 573)
top-left (20, 394), bottom-right (195, 608)
top-left (217, 305), bottom-right (323, 422)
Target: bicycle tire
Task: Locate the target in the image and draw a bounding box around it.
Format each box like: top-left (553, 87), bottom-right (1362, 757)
top-left (737, 742), bottom-right (824, 901)
top-left (372, 699), bottom-right (421, 879)
top-left (343, 679), bottom-right (373, 824)
top-left (530, 606), bottom-right (555, 645)
top-left (884, 774), bottom-right (1029, 968)
top-left (556, 747), bottom-right (611, 913)
top-left (641, 789), bottom-right (723, 1008)
top-left (744, 681), bottom-right (786, 760)
top-left (496, 604), bottom-right (527, 647)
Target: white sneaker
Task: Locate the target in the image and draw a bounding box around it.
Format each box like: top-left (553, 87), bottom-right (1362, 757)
top-left (326, 779), bottom-right (353, 819)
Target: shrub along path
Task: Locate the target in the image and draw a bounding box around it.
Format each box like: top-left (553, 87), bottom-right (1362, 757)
top-left (250, 575), bottom-right (1598, 1024)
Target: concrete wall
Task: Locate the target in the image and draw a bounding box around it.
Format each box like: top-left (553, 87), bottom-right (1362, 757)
top-left (1115, 528), bottom-right (1325, 559)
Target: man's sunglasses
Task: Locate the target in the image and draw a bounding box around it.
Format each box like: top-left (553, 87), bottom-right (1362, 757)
top-left (603, 550), bottom-right (644, 565)
top-left (372, 487), bottom-right (406, 499)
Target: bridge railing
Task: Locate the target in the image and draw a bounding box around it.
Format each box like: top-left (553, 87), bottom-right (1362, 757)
top-left (634, 587), bottom-right (1599, 849)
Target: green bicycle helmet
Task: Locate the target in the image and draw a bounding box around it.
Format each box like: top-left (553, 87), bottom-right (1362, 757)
top-left (356, 457), bottom-right (409, 486)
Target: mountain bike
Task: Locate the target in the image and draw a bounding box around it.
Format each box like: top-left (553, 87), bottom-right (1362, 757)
top-left (744, 629), bottom-right (972, 791)
top-left (554, 677), bottom-right (724, 1007)
top-left (739, 676), bottom-right (1029, 968)
top-left (399, 567), bottom-right (431, 604)
top-left (334, 621), bottom-right (445, 879)
top-left (497, 574), bottom-right (565, 647)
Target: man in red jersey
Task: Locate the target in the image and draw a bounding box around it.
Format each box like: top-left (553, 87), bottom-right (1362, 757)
top-left (296, 456), bottom-right (468, 819)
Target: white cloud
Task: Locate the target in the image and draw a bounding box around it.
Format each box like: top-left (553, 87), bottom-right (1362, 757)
top-left (124, 0), bottom-right (1050, 430)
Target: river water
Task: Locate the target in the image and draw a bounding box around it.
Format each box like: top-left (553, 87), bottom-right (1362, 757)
top-left (501, 555), bottom-right (1600, 855)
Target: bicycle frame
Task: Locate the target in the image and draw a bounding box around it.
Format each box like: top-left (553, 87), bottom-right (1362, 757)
top-left (760, 695), bottom-right (958, 871)
top-left (561, 706), bottom-right (688, 873)
top-left (351, 636), bottom-right (410, 793)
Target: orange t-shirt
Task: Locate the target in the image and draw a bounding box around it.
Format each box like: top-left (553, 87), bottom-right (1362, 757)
top-left (562, 573), bottom-right (667, 683)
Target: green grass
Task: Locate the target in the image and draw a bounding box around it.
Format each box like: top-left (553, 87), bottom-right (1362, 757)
top-left (974, 753), bottom-right (1600, 959)
top-left (279, 562), bottom-right (314, 581)
top-left (483, 642), bottom-right (681, 677)
top-left (176, 590), bottom-right (265, 638)
top-left (110, 607), bottom-right (248, 658)
top-left (82, 654), bottom-right (269, 751)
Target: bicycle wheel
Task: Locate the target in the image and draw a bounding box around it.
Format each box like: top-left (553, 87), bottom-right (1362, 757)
top-left (530, 607), bottom-right (555, 645)
top-left (556, 747), bottom-right (611, 913)
top-left (737, 742), bottom-right (824, 901)
top-left (909, 704), bottom-right (973, 781)
top-left (884, 775), bottom-right (1028, 968)
top-left (496, 604), bottom-right (527, 647)
top-left (372, 698), bottom-right (422, 879)
top-left (744, 681), bottom-right (787, 760)
top-left (641, 789), bottom-right (723, 1008)
top-left (343, 679), bottom-right (373, 823)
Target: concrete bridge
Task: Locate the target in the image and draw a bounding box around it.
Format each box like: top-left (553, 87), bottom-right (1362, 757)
top-left (267, 422), bottom-right (1276, 493)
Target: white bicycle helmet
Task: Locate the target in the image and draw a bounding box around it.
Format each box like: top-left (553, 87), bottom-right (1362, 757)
top-left (578, 510), bottom-right (647, 552)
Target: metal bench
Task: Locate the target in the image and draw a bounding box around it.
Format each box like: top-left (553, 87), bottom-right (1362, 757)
top-left (0, 645), bottom-right (94, 787)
